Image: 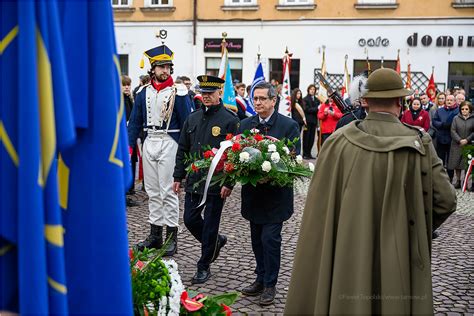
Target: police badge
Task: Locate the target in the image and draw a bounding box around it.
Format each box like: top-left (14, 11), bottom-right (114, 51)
top-left (212, 126), bottom-right (221, 137)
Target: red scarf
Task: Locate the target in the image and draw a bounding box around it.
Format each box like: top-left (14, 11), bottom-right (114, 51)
top-left (151, 76), bottom-right (174, 92)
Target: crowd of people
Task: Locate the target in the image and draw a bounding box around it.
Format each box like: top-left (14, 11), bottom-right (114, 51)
top-left (121, 41), bottom-right (472, 310)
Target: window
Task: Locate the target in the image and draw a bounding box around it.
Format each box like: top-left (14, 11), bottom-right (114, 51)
top-left (452, 0), bottom-right (474, 8)
top-left (279, 0), bottom-right (313, 4)
top-left (224, 0), bottom-right (257, 5)
top-left (145, 0), bottom-right (173, 7)
top-left (205, 57), bottom-right (243, 83)
top-left (111, 0), bottom-right (131, 7)
top-left (354, 0), bottom-right (398, 9)
top-left (119, 55), bottom-right (129, 76)
top-left (269, 58), bottom-right (300, 89)
top-left (276, 0), bottom-right (316, 10)
top-left (353, 59), bottom-right (396, 76)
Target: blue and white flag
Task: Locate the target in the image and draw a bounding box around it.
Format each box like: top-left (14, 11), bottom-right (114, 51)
top-left (249, 62), bottom-right (265, 115)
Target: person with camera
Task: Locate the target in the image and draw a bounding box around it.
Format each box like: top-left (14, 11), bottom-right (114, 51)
top-left (317, 97), bottom-right (343, 147)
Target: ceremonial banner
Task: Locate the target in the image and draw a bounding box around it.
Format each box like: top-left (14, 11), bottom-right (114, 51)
top-left (426, 69), bottom-right (436, 101)
top-left (341, 56), bottom-right (350, 100)
top-left (59, 1), bottom-right (133, 314)
top-left (218, 43), bottom-right (238, 112)
top-left (396, 51), bottom-right (401, 74)
top-left (317, 49), bottom-right (328, 103)
top-left (0, 1), bottom-right (133, 314)
top-left (248, 62), bottom-right (264, 116)
top-left (405, 63), bottom-right (412, 89)
top-left (278, 52), bottom-right (292, 117)
top-left (1, 1), bottom-right (75, 313)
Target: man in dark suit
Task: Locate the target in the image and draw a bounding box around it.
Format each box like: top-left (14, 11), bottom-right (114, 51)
top-left (302, 84), bottom-right (320, 158)
top-left (238, 81), bottom-right (300, 306)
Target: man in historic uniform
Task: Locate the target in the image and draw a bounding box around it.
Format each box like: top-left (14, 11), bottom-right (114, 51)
top-left (238, 81), bottom-right (300, 306)
top-left (173, 75), bottom-right (239, 284)
top-left (285, 68), bottom-right (457, 315)
top-left (128, 44), bottom-right (192, 256)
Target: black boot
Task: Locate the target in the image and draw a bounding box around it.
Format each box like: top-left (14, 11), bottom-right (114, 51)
top-left (163, 226), bottom-right (178, 257)
top-left (135, 224), bottom-right (163, 251)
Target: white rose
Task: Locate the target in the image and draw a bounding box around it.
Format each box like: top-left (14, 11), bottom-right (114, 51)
top-left (268, 144), bottom-right (277, 152)
top-left (468, 154), bottom-right (473, 160)
top-left (239, 151), bottom-right (250, 163)
top-left (282, 146), bottom-right (290, 155)
top-left (250, 128), bottom-right (260, 134)
top-left (308, 162), bottom-right (315, 172)
top-left (296, 155), bottom-right (303, 164)
top-left (270, 152), bottom-right (281, 163)
top-left (261, 161), bottom-right (272, 172)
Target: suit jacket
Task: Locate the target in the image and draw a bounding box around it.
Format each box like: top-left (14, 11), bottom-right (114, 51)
top-left (239, 111), bottom-right (300, 224)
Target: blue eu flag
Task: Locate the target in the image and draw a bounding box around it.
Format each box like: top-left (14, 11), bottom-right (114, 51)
top-left (1, 0), bottom-right (132, 314)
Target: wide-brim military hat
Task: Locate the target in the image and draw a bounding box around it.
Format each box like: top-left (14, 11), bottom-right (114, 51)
top-left (197, 75), bottom-right (225, 93)
top-left (140, 45), bottom-right (174, 68)
top-left (363, 68), bottom-right (413, 98)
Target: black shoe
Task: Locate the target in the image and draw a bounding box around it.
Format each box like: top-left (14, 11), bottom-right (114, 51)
top-left (454, 181), bottom-right (461, 189)
top-left (259, 286), bottom-right (276, 306)
top-left (126, 188), bottom-right (135, 196)
top-left (241, 281), bottom-right (264, 296)
top-left (191, 269), bottom-right (211, 284)
top-left (135, 225), bottom-right (163, 251)
top-left (163, 227), bottom-right (178, 257)
top-left (432, 231), bottom-right (439, 239)
top-left (126, 198), bottom-right (140, 207)
top-left (211, 234), bottom-right (227, 263)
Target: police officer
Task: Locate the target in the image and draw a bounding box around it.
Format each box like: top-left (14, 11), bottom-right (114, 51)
top-left (173, 75), bottom-right (239, 284)
top-left (128, 44), bottom-right (192, 256)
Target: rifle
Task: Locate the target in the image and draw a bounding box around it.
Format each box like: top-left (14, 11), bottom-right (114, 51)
top-left (316, 71), bottom-right (353, 114)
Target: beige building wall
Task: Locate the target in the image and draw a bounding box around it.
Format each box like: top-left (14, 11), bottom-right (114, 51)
top-left (113, 0), bottom-right (474, 22)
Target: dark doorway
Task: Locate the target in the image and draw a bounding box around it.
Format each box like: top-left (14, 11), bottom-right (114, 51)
top-left (448, 62), bottom-right (474, 102)
top-left (269, 58), bottom-right (300, 89)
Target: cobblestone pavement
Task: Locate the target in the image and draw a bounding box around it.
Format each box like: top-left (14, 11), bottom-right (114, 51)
top-left (127, 179), bottom-right (473, 315)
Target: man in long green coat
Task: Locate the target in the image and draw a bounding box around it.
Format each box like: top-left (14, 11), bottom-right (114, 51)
top-left (285, 68), bottom-right (457, 315)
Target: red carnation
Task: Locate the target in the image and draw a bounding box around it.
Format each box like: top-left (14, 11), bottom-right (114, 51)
top-left (221, 304), bottom-right (232, 316)
top-left (231, 142), bottom-right (241, 152)
top-left (203, 150), bottom-right (215, 159)
top-left (254, 134), bottom-right (263, 142)
top-left (224, 162), bottom-right (235, 173)
top-left (226, 133), bottom-right (233, 140)
top-left (191, 163), bottom-right (199, 172)
top-left (216, 159), bottom-right (225, 172)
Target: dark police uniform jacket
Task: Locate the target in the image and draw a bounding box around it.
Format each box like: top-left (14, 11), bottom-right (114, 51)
top-left (173, 101), bottom-right (239, 195)
top-left (239, 111), bottom-right (300, 224)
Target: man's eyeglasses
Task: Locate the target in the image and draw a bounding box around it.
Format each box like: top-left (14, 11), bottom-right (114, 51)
top-left (253, 96), bottom-right (271, 102)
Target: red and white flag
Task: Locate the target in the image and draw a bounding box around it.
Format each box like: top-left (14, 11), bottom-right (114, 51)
top-left (278, 50), bottom-right (292, 117)
top-left (405, 63), bottom-right (412, 89)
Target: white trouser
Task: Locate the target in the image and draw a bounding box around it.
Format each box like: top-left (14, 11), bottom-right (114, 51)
top-left (143, 133), bottom-right (179, 227)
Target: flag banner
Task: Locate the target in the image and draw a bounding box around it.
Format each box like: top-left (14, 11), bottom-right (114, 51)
top-left (278, 53), bottom-right (292, 117)
top-left (248, 62), bottom-right (265, 116)
top-left (1, 1), bottom-right (133, 314)
top-left (58, 1), bottom-right (133, 314)
top-left (317, 50), bottom-right (328, 103)
top-left (1, 1), bottom-right (75, 314)
top-left (222, 59), bottom-right (238, 112)
top-left (395, 52), bottom-right (401, 74)
top-left (405, 63), bottom-right (412, 89)
top-left (341, 57), bottom-right (350, 100)
top-left (426, 70), bottom-right (436, 101)
top-left (218, 43), bottom-right (238, 112)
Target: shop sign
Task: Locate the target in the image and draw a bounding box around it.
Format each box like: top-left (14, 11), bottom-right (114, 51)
top-left (358, 37), bottom-right (390, 47)
top-left (407, 33), bottom-right (474, 47)
top-left (204, 38), bottom-right (244, 53)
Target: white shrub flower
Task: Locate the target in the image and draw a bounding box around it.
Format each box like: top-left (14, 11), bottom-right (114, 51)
top-left (308, 162), bottom-right (315, 172)
top-left (296, 155), bottom-right (303, 164)
top-left (239, 151), bottom-right (250, 163)
top-left (261, 161), bottom-right (272, 172)
top-left (270, 152), bottom-right (281, 163)
top-left (468, 154), bottom-right (473, 160)
top-left (267, 144), bottom-right (277, 152)
top-left (250, 128), bottom-right (260, 134)
top-left (282, 146), bottom-right (290, 155)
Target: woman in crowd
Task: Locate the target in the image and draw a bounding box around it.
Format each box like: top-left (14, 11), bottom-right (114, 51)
top-left (401, 97), bottom-right (431, 131)
top-left (448, 101), bottom-right (474, 188)
top-left (317, 97), bottom-right (342, 146)
top-left (290, 88), bottom-right (307, 132)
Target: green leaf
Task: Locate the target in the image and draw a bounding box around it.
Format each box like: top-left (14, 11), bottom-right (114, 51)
top-left (207, 292), bottom-right (239, 306)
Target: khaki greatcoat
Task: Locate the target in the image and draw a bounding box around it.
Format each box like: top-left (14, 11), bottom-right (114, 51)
top-left (285, 112), bottom-right (457, 315)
